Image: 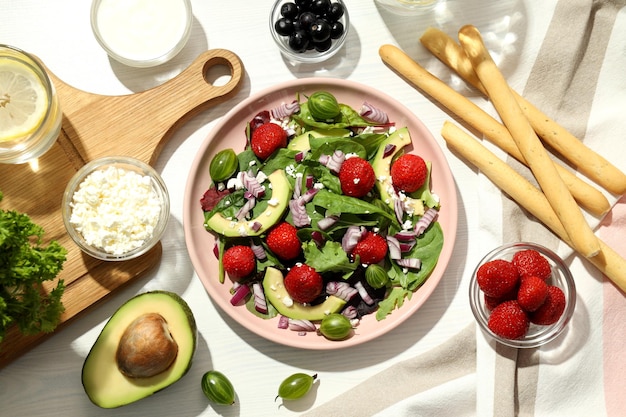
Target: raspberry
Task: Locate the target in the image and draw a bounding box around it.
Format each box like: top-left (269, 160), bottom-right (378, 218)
top-left (512, 249), bottom-right (552, 281)
top-left (250, 122), bottom-right (287, 160)
top-left (284, 264), bottom-right (323, 304)
top-left (487, 300), bottom-right (529, 340)
top-left (476, 259), bottom-right (520, 299)
top-left (530, 286), bottom-right (566, 325)
top-left (351, 232), bottom-right (388, 265)
top-left (390, 154), bottom-right (428, 193)
top-left (338, 157), bottom-right (376, 198)
top-left (222, 245), bottom-right (256, 281)
top-left (517, 276), bottom-right (548, 312)
top-left (266, 222), bottom-right (301, 260)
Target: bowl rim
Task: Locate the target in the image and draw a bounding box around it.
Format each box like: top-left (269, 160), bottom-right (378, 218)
top-left (62, 156), bottom-right (170, 261)
top-left (269, 0), bottom-right (350, 64)
top-left (89, 0), bottom-right (193, 68)
top-left (469, 241), bottom-right (577, 348)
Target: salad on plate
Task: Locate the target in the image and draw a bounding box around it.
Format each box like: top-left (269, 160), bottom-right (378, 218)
top-left (199, 90), bottom-right (444, 340)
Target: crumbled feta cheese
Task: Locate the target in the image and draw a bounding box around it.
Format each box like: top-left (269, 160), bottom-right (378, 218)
top-left (282, 296), bottom-right (294, 307)
top-left (267, 198), bottom-right (279, 207)
top-left (69, 166), bottom-right (162, 255)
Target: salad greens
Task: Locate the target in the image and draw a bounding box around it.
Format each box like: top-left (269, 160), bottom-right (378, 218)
top-left (0, 191), bottom-right (67, 344)
top-left (201, 91), bottom-right (443, 325)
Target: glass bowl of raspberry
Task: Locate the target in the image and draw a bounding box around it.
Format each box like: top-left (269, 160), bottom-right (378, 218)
top-left (469, 242), bottom-right (576, 348)
top-left (270, 0), bottom-right (350, 64)
top-left (62, 156), bottom-right (170, 261)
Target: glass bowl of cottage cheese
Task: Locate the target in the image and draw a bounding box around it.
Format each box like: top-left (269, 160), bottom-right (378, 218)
top-left (62, 156), bottom-right (170, 261)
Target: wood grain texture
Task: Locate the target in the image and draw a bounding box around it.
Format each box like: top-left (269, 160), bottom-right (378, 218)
top-left (0, 49), bottom-right (244, 368)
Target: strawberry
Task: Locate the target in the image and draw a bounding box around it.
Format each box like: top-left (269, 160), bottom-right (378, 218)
top-left (390, 154), bottom-right (428, 193)
top-left (484, 286), bottom-right (518, 311)
top-left (250, 122), bottom-right (287, 160)
top-left (351, 231), bottom-right (388, 265)
top-left (284, 264), bottom-right (323, 304)
top-left (530, 285), bottom-right (566, 325)
top-left (338, 156), bottom-right (376, 198)
top-left (266, 222), bottom-right (301, 260)
top-left (512, 249), bottom-right (552, 281)
top-left (517, 275), bottom-right (548, 312)
top-left (476, 259), bottom-right (520, 299)
top-left (487, 300), bottom-right (529, 340)
top-left (222, 245), bottom-right (256, 281)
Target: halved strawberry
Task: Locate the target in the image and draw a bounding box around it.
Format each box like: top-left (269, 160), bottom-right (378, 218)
top-left (284, 264), bottom-right (323, 304)
top-left (250, 122), bottom-right (287, 160)
top-left (266, 222), bottom-right (301, 261)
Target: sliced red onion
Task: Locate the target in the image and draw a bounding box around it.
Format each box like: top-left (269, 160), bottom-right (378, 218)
top-left (382, 143), bottom-right (396, 158)
top-left (400, 241), bottom-right (416, 253)
top-left (288, 319), bottom-right (317, 332)
top-left (394, 196), bottom-right (404, 224)
top-left (317, 214), bottom-right (339, 231)
top-left (230, 284), bottom-right (250, 306)
top-left (305, 175), bottom-right (314, 188)
top-left (250, 221), bottom-right (262, 232)
top-left (354, 281), bottom-right (374, 305)
top-left (414, 208), bottom-right (439, 236)
top-left (278, 315), bottom-right (290, 329)
top-left (242, 171), bottom-right (265, 198)
top-left (289, 199), bottom-right (310, 227)
top-left (394, 230), bottom-right (416, 241)
top-left (396, 258), bottom-right (422, 270)
top-left (295, 150), bottom-right (307, 163)
top-left (318, 154), bottom-right (330, 166)
top-left (300, 187), bottom-right (319, 204)
top-left (326, 149), bottom-right (345, 173)
top-left (271, 100), bottom-right (300, 120)
top-left (293, 174), bottom-right (303, 199)
top-left (342, 225), bottom-right (366, 253)
top-left (342, 305), bottom-right (358, 319)
top-left (311, 230), bottom-right (325, 246)
top-left (236, 196), bottom-right (256, 220)
top-left (249, 110), bottom-right (270, 133)
top-left (213, 241), bottom-right (220, 259)
top-left (253, 282), bottom-right (268, 314)
top-left (386, 235), bottom-right (401, 260)
top-left (326, 281), bottom-right (358, 301)
top-left (359, 101), bottom-right (389, 124)
top-left (250, 239), bottom-right (267, 260)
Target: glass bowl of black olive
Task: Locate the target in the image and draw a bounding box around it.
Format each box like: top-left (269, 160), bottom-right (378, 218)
top-left (270, 0), bottom-right (349, 64)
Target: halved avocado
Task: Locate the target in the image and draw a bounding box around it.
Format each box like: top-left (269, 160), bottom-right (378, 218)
top-left (204, 169), bottom-right (291, 237)
top-left (262, 267), bottom-right (346, 321)
top-left (372, 127), bottom-right (412, 208)
top-left (82, 291), bottom-right (197, 409)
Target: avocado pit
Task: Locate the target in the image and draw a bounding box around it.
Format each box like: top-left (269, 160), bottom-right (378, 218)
top-left (116, 312), bottom-right (178, 378)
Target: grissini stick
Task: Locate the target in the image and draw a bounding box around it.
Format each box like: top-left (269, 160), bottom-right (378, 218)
top-left (420, 27), bottom-right (626, 196)
top-left (378, 43), bottom-right (610, 215)
top-left (441, 121), bottom-right (626, 292)
top-left (458, 24), bottom-right (600, 258)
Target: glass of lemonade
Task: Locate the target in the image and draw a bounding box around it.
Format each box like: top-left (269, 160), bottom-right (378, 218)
top-left (375, 0), bottom-right (441, 14)
top-left (0, 45), bottom-right (62, 164)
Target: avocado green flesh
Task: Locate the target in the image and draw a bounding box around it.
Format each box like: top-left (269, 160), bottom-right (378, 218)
top-left (205, 169), bottom-right (291, 237)
top-left (372, 127), bottom-right (412, 208)
top-left (82, 291), bottom-right (197, 409)
top-left (287, 128), bottom-right (351, 152)
top-left (262, 267), bottom-right (346, 321)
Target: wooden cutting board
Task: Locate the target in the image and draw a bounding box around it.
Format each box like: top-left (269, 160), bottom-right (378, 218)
top-left (0, 49), bottom-right (244, 368)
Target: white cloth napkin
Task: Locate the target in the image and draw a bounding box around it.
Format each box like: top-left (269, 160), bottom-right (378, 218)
top-left (304, 1), bottom-right (626, 416)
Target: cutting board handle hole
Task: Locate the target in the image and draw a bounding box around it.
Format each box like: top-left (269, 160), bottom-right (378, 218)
top-left (203, 59), bottom-right (235, 87)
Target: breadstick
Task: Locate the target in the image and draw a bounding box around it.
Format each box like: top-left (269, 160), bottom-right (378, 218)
top-left (420, 27), bottom-right (626, 195)
top-left (378, 44), bottom-right (610, 215)
top-left (458, 25), bottom-right (600, 257)
top-left (441, 121), bottom-right (626, 292)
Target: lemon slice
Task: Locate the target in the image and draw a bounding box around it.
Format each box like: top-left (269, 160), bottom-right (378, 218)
top-left (0, 58), bottom-right (49, 142)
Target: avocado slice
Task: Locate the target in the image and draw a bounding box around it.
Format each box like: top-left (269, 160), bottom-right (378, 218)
top-left (287, 128), bottom-right (351, 152)
top-left (262, 267), bottom-right (346, 321)
top-left (204, 169), bottom-right (291, 237)
top-left (82, 291), bottom-right (197, 409)
top-left (372, 127), bottom-right (412, 208)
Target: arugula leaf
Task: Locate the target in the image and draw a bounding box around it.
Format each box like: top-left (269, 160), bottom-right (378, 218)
top-left (376, 287), bottom-right (412, 320)
top-left (0, 192), bottom-right (67, 343)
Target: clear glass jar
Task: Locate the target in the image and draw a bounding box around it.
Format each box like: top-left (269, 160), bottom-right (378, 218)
top-left (374, 0), bottom-right (440, 15)
top-left (0, 45), bottom-right (62, 164)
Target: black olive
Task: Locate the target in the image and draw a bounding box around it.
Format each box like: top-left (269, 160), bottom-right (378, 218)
top-left (309, 19), bottom-right (331, 43)
top-left (330, 21), bottom-right (344, 39)
top-left (280, 2), bottom-right (299, 19)
top-left (275, 18), bottom-right (295, 36)
top-left (288, 30), bottom-right (310, 53)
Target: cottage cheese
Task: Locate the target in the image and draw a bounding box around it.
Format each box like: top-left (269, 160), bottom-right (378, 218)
top-left (69, 166), bottom-right (162, 255)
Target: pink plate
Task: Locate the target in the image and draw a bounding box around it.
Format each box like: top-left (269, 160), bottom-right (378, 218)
top-left (183, 78), bottom-right (458, 349)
